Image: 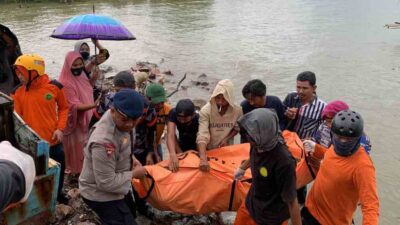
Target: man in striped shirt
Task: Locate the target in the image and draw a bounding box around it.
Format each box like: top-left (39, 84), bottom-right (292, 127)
top-left (283, 71), bottom-right (326, 205)
top-left (283, 71), bottom-right (326, 139)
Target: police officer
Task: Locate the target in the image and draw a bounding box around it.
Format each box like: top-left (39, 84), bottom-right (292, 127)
top-left (79, 89), bottom-right (147, 225)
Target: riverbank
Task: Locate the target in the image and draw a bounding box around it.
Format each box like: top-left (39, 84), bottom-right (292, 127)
top-left (47, 61), bottom-right (237, 225)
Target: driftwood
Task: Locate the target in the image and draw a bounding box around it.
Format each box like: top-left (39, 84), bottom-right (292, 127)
top-left (167, 73), bottom-right (187, 98)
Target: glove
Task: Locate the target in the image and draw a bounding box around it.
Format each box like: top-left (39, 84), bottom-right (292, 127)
top-left (303, 140), bottom-right (316, 155)
top-left (234, 167), bottom-right (245, 180)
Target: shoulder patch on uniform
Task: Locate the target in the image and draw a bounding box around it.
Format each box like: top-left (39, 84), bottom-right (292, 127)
top-left (103, 142), bottom-right (116, 157)
top-left (49, 80), bottom-right (64, 89)
top-left (11, 83), bottom-right (23, 95)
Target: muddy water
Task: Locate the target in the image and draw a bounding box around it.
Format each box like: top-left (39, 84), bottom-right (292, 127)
top-left (1, 0), bottom-right (400, 223)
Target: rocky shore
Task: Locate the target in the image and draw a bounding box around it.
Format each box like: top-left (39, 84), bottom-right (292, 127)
top-left (50, 61), bottom-right (238, 225)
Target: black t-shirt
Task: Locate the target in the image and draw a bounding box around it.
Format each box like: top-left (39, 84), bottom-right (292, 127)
top-left (133, 108), bottom-right (157, 164)
top-left (168, 109), bottom-right (199, 151)
top-left (246, 143), bottom-right (297, 225)
top-left (241, 95), bottom-right (287, 142)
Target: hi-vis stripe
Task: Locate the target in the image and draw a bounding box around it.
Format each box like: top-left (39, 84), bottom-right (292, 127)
top-left (294, 98), bottom-right (326, 139)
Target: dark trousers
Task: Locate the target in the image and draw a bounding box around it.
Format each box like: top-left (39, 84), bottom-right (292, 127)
top-left (133, 152), bottom-right (148, 213)
top-left (297, 186), bottom-right (307, 204)
top-left (83, 197), bottom-right (137, 225)
top-left (301, 207), bottom-right (321, 225)
top-left (49, 143), bottom-right (65, 200)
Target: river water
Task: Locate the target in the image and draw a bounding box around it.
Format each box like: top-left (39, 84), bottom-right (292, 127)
top-left (1, 0), bottom-right (400, 223)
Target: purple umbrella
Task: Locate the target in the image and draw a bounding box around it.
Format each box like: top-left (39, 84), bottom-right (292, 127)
top-left (50, 14), bottom-right (135, 40)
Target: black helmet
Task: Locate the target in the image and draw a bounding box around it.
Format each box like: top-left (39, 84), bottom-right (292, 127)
top-left (331, 110), bottom-right (363, 138)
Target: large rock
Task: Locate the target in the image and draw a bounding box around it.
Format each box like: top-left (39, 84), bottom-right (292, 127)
top-left (67, 188), bottom-right (80, 199)
top-left (55, 204), bottom-right (74, 220)
top-left (77, 221), bottom-right (97, 225)
top-left (219, 212), bottom-right (236, 225)
top-left (69, 197), bottom-right (83, 209)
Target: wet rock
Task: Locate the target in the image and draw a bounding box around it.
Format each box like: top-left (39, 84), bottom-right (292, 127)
top-left (149, 73), bottom-right (156, 79)
top-left (171, 220), bottom-right (185, 225)
top-left (191, 215), bottom-right (211, 225)
top-left (77, 221), bottom-right (97, 225)
top-left (136, 215), bottom-right (152, 225)
top-left (219, 212), bottom-right (236, 225)
top-left (67, 188), bottom-right (80, 199)
top-left (69, 213), bottom-right (82, 224)
top-left (48, 215), bottom-right (57, 224)
top-left (152, 208), bottom-right (183, 221)
top-left (198, 73), bottom-right (207, 78)
top-left (164, 70), bottom-right (174, 76)
top-left (56, 204), bottom-right (74, 220)
top-left (193, 99), bottom-right (207, 110)
top-left (192, 81), bottom-right (202, 86)
top-left (100, 66), bottom-right (115, 74)
top-left (70, 197), bottom-right (83, 209)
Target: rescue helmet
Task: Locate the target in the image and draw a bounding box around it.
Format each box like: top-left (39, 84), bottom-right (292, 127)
top-left (14, 54), bottom-right (45, 76)
top-left (331, 110), bottom-right (363, 138)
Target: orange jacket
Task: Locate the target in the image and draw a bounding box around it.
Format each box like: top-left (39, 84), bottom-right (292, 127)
top-left (12, 75), bottom-right (69, 146)
top-left (306, 146), bottom-right (379, 225)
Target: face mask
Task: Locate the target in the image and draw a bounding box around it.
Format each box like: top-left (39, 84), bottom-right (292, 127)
top-left (332, 134), bottom-right (360, 157)
top-left (80, 51), bottom-right (90, 60)
top-left (71, 67), bottom-right (84, 76)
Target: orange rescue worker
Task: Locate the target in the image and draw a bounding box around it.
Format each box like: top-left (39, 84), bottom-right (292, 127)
top-left (301, 110), bottom-right (379, 225)
top-left (11, 54), bottom-right (69, 204)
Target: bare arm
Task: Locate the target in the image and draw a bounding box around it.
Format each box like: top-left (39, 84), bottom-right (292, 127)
top-left (92, 38), bottom-right (105, 50)
top-left (219, 128), bottom-right (239, 147)
top-left (357, 165), bottom-right (379, 225)
top-left (84, 60), bottom-right (96, 77)
top-left (288, 198), bottom-right (302, 225)
top-left (167, 121), bottom-right (180, 172)
top-left (197, 142), bottom-right (209, 172)
top-left (167, 122), bottom-right (177, 155)
top-left (196, 106), bottom-right (211, 171)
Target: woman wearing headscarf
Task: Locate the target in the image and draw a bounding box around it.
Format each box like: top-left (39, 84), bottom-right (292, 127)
top-left (74, 39), bottom-right (109, 76)
top-left (233, 108), bottom-right (301, 225)
top-left (311, 100), bottom-right (371, 154)
top-left (75, 39), bottom-right (109, 117)
top-left (59, 51), bottom-right (99, 175)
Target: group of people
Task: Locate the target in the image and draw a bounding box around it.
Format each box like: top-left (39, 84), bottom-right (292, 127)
top-left (8, 38), bottom-right (379, 225)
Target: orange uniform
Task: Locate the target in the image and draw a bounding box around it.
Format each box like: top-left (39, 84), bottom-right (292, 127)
top-left (12, 75), bottom-right (69, 146)
top-left (306, 145), bottom-right (379, 225)
top-left (234, 202), bottom-right (289, 225)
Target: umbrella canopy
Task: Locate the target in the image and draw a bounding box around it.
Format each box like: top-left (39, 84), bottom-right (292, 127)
top-left (51, 14), bottom-right (135, 40)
